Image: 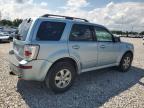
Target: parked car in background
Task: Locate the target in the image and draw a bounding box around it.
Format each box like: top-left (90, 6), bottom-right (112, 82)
top-left (0, 27), bottom-right (3, 32)
top-left (9, 31), bottom-right (17, 40)
top-left (0, 32), bottom-right (11, 42)
top-left (9, 14), bottom-right (134, 93)
top-left (0, 26), bottom-right (18, 42)
top-left (143, 36), bottom-right (144, 45)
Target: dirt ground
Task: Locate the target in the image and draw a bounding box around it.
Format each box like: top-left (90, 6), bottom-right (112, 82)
top-left (0, 38), bottom-right (144, 108)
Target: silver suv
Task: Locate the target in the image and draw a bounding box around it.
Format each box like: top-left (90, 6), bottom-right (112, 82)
top-left (9, 14), bottom-right (134, 93)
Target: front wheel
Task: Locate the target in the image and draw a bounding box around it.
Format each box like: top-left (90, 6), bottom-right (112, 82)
top-left (45, 62), bottom-right (76, 93)
top-left (118, 53), bottom-right (133, 72)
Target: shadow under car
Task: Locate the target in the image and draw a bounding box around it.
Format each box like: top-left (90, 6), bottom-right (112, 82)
top-left (17, 66), bottom-right (144, 108)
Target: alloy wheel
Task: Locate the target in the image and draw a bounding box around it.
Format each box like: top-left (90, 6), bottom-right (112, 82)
top-left (54, 69), bottom-right (72, 88)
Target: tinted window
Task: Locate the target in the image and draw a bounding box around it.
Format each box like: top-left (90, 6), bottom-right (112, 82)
top-left (95, 26), bottom-right (113, 42)
top-left (69, 24), bottom-right (94, 41)
top-left (36, 21), bottom-right (66, 41)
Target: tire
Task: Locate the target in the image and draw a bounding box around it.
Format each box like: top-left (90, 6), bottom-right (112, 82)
top-left (45, 61), bottom-right (76, 93)
top-left (118, 53), bottom-right (133, 72)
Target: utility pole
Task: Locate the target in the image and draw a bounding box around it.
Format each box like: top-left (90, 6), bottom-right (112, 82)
top-left (121, 15), bottom-right (124, 36)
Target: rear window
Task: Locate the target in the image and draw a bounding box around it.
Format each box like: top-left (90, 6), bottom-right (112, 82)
top-left (36, 21), bottom-right (66, 41)
top-left (16, 19), bottom-right (32, 41)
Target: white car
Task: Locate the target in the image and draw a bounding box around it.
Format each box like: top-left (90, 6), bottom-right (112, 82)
top-left (0, 32), bottom-right (10, 42)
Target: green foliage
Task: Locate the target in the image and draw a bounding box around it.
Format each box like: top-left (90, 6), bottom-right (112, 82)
top-left (0, 19), bottom-right (23, 27)
top-left (111, 30), bottom-right (140, 35)
top-left (12, 19), bottom-right (23, 27)
top-left (111, 30), bottom-right (128, 35)
top-left (0, 19), bottom-right (12, 26)
top-left (111, 30), bottom-right (123, 35)
top-left (128, 31), bottom-right (138, 35)
top-left (140, 31), bottom-right (144, 35)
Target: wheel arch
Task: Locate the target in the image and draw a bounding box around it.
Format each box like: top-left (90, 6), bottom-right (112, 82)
top-left (123, 50), bottom-right (133, 58)
top-left (119, 50), bottom-right (133, 65)
top-left (44, 57), bottom-right (81, 80)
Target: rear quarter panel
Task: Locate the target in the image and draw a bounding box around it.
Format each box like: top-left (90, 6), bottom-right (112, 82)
top-left (31, 18), bottom-right (72, 63)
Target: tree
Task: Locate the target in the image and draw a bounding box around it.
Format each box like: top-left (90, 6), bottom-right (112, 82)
top-left (140, 31), bottom-right (144, 35)
top-left (111, 30), bottom-right (121, 34)
top-left (12, 19), bottom-right (23, 27)
top-left (128, 31), bottom-right (138, 35)
top-left (0, 19), bottom-right (22, 27)
top-left (0, 19), bottom-right (12, 26)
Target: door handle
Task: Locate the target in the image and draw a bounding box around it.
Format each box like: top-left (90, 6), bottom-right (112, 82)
top-left (100, 45), bottom-right (105, 48)
top-left (72, 45), bottom-right (80, 49)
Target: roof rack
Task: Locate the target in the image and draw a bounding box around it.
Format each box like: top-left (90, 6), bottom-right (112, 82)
top-left (41, 14), bottom-right (89, 22)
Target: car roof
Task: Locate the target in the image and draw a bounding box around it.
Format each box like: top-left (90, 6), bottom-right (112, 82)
top-left (36, 16), bottom-right (106, 29)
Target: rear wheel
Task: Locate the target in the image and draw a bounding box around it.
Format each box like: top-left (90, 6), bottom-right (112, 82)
top-left (45, 62), bottom-right (76, 93)
top-left (118, 53), bottom-right (133, 72)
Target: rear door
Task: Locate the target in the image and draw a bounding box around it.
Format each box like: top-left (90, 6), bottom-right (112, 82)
top-left (68, 24), bottom-right (98, 70)
top-left (94, 26), bottom-right (118, 66)
top-left (33, 20), bottom-right (68, 61)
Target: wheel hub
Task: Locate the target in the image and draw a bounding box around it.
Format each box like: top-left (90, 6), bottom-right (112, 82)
top-left (123, 56), bottom-right (131, 69)
top-left (55, 69), bottom-right (72, 88)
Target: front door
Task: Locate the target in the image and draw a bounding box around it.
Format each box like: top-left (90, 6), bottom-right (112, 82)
top-left (94, 26), bottom-right (118, 66)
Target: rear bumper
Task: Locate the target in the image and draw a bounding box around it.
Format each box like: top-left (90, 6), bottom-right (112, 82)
top-left (9, 54), bottom-right (52, 81)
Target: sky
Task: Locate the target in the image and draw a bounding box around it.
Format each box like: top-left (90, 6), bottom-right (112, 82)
top-left (0, 0), bottom-right (144, 32)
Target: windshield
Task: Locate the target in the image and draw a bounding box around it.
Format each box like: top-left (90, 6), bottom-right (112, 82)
top-left (15, 19), bottom-right (32, 41)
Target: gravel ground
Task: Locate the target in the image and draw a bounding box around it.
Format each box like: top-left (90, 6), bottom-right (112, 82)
top-left (0, 38), bottom-right (144, 108)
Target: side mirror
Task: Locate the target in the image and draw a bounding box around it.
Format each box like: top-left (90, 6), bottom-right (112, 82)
top-left (114, 36), bottom-right (121, 42)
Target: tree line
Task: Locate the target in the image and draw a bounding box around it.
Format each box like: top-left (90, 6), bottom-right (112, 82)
top-left (0, 19), bottom-right (23, 27)
top-left (111, 30), bottom-right (144, 35)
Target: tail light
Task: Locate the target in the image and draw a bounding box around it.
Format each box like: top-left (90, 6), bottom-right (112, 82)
top-left (23, 45), bottom-right (39, 61)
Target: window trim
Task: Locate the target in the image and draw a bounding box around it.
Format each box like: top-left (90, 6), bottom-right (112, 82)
top-left (94, 26), bottom-right (115, 42)
top-left (36, 21), bottom-right (66, 41)
top-left (69, 24), bottom-right (96, 42)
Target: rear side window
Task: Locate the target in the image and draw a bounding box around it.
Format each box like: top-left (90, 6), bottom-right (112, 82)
top-left (69, 24), bottom-right (94, 41)
top-left (36, 21), bottom-right (66, 41)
